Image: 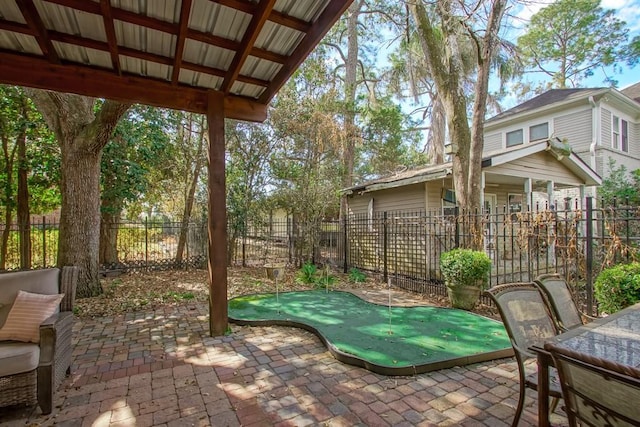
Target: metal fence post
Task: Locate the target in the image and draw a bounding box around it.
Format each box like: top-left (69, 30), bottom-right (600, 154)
top-left (383, 212), bottom-right (388, 283)
top-left (145, 216), bottom-right (149, 271)
top-left (343, 216), bottom-right (348, 273)
top-left (289, 216), bottom-right (294, 264)
top-left (242, 219), bottom-right (246, 267)
top-left (585, 196), bottom-right (594, 316)
top-left (42, 216), bottom-right (46, 268)
top-left (454, 206), bottom-right (460, 248)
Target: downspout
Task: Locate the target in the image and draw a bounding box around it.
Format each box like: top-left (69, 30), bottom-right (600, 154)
top-left (580, 96), bottom-right (601, 206)
top-left (588, 96), bottom-right (598, 171)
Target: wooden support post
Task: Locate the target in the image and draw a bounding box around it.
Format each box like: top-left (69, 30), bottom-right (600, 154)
top-left (206, 91), bottom-right (228, 336)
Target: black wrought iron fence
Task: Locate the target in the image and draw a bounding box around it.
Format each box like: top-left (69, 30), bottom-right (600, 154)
top-left (1, 197), bottom-right (638, 314)
top-left (342, 197), bottom-right (639, 312)
top-left (99, 219), bottom-right (208, 272)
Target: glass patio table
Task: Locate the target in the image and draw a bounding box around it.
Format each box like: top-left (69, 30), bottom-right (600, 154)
top-left (531, 302), bottom-right (640, 427)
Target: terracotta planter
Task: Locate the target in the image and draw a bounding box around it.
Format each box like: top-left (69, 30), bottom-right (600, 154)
top-left (446, 283), bottom-right (482, 310)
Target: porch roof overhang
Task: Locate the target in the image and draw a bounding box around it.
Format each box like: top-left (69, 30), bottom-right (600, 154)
top-left (0, 0), bottom-right (352, 336)
top-left (481, 138), bottom-right (602, 187)
top-left (0, 0), bottom-right (352, 121)
top-left (343, 138), bottom-right (601, 196)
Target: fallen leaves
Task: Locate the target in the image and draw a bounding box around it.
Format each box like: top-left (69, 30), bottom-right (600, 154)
top-left (74, 266), bottom-right (498, 319)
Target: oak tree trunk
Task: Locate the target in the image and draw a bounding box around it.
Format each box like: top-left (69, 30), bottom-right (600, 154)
top-left (59, 143), bottom-right (103, 296)
top-left (99, 207), bottom-right (120, 267)
top-left (340, 0), bottom-right (363, 218)
top-left (176, 119), bottom-right (206, 264)
top-left (410, 0), bottom-right (507, 248)
top-left (0, 131), bottom-right (16, 270)
top-left (17, 129), bottom-right (31, 269)
top-left (28, 91), bottom-right (130, 297)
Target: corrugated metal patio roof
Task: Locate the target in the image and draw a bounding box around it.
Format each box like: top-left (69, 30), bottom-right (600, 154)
top-left (0, 0), bottom-right (352, 121)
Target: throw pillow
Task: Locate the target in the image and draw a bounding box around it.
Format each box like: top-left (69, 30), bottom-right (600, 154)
top-left (0, 290), bottom-right (64, 343)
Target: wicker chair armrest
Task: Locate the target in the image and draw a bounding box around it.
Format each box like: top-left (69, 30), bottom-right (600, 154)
top-left (59, 266), bottom-right (79, 312)
top-left (39, 311), bottom-right (73, 365)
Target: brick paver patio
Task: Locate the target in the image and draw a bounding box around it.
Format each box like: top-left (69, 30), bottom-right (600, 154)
top-left (0, 293), bottom-right (569, 426)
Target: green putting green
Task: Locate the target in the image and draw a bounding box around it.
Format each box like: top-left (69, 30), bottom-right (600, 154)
top-left (228, 290), bottom-right (513, 375)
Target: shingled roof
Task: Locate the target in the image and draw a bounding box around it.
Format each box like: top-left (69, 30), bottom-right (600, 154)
top-left (622, 82), bottom-right (640, 103)
top-left (486, 88), bottom-right (607, 124)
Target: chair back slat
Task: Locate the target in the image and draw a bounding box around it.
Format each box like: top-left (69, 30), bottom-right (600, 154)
top-left (545, 342), bottom-right (640, 427)
top-left (485, 283), bottom-right (557, 359)
top-left (535, 274), bottom-right (583, 331)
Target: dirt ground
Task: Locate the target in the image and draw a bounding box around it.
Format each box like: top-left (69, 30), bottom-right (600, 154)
top-left (75, 266), bottom-right (499, 320)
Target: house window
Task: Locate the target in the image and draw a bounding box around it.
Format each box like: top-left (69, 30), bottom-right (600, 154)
top-left (442, 189), bottom-right (457, 216)
top-left (529, 122), bottom-right (549, 141)
top-left (612, 116), bottom-right (629, 152)
top-left (506, 129), bottom-right (523, 147)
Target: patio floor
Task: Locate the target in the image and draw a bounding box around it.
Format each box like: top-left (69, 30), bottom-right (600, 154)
top-left (0, 291), bottom-right (569, 426)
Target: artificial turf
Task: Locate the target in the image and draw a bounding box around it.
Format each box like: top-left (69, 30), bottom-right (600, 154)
top-left (228, 290), bottom-right (513, 375)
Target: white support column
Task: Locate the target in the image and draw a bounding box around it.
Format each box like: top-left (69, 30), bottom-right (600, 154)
top-left (524, 178), bottom-right (532, 211)
top-left (547, 181), bottom-right (555, 210)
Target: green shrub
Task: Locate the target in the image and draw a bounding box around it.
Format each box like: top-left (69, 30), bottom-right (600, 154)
top-left (315, 273), bottom-right (337, 289)
top-left (594, 262), bottom-right (640, 314)
top-left (295, 262), bottom-right (318, 285)
top-left (440, 248), bottom-right (491, 289)
top-left (348, 268), bottom-right (367, 283)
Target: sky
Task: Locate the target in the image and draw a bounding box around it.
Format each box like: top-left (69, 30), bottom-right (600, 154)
top-left (377, 0), bottom-right (640, 145)
top-left (508, 0), bottom-right (640, 90)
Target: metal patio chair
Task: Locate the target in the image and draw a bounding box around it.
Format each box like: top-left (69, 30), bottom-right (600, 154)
top-left (534, 273), bottom-right (595, 332)
top-left (485, 282), bottom-right (562, 427)
top-left (545, 342), bottom-right (640, 427)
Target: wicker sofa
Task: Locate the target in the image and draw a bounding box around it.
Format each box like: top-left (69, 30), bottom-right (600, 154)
top-left (0, 267), bottom-right (78, 414)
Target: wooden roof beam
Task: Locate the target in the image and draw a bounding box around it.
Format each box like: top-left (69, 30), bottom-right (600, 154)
top-left (171, 0), bottom-right (192, 84)
top-left (210, 0), bottom-right (311, 32)
top-left (16, 0), bottom-right (59, 63)
top-left (270, 10), bottom-right (311, 33)
top-left (259, 0), bottom-right (351, 103)
top-left (211, 0), bottom-right (255, 14)
top-left (99, 0), bottom-right (121, 74)
top-left (0, 52), bottom-right (267, 122)
top-left (45, 30), bottom-right (268, 88)
top-left (0, 19), bottom-right (33, 35)
top-left (220, 0), bottom-right (276, 94)
top-left (44, 0), bottom-right (288, 64)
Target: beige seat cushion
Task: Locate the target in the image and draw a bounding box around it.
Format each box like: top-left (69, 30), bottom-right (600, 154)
top-left (0, 291), bottom-right (64, 343)
top-left (0, 342), bottom-right (40, 376)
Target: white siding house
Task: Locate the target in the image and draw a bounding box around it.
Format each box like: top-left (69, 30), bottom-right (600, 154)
top-left (483, 85), bottom-right (640, 203)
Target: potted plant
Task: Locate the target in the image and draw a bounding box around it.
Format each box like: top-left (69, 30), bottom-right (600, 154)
top-left (440, 248), bottom-right (492, 310)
